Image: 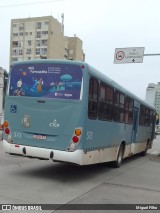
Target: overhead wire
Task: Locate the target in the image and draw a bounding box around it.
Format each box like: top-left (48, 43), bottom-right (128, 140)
top-left (0, 0), bottom-right (64, 8)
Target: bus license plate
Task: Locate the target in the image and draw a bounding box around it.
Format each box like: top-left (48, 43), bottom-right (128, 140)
top-left (33, 135), bottom-right (47, 140)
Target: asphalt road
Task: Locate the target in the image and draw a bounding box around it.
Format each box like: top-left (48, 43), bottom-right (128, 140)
top-left (0, 135), bottom-right (160, 213)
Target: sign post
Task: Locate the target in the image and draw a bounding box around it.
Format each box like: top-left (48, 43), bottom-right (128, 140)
top-left (114, 47), bottom-right (145, 64)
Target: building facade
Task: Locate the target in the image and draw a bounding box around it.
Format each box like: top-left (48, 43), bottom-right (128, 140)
top-left (65, 36), bottom-right (85, 61)
top-left (145, 82), bottom-right (160, 114)
top-left (10, 16), bottom-right (84, 64)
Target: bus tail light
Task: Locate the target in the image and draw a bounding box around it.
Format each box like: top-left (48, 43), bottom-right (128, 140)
top-left (75, 129), bottom-right (81, 136)
top-left (3, 120), bottom-right (12, 143)
top-left (5, 128), bottom-right (10, 135)
top-left (3, 121), bottom-right (9, 128)
top-left (72, 136), bottom-right (79, 143)
top-left (67, 128), bottom-right (83, 152)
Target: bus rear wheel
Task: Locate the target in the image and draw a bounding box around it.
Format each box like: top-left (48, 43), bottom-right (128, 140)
top-left (141, 140), bottom-right (150, 156)
top-left (112, 144), bottom-right (124, 168)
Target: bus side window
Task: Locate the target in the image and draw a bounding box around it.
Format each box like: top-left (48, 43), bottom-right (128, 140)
top-left (113, 91), bottom-right (125, 123)
top-left (98, 83), bottom-right (106, 120)
top-left (124, 97), bottom-right (133, 124)
top-left (98, 83), bottom-right (113, 121)
top-left (119, 94), bottom-right (125, 122)
top-left (113, 91), bottom-right (120, 122)
top-left (105, 86), bottom-right (114, 120)
top-left (88, 77), bottom-right (99, 119)
top-left (139, 105), bottom-right (145, 125)
top-left (145, 108), bottom-right (150, 126)
top-left (139, 105), bottom-right (151, 126)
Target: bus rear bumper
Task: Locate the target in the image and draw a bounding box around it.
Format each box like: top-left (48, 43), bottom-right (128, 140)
top-left (3, 139), bottom-right (84, 165)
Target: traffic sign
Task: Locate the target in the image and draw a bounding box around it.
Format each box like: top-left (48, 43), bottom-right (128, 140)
top-left (114, 47), bottom-right (145, 64)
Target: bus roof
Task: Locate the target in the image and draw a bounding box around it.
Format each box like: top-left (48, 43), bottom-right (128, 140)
top-left (11, 59), bottom-right (84, 67)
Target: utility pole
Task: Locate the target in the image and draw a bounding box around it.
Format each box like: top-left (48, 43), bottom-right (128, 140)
top-left (0, 67), bottom-right (4, 125)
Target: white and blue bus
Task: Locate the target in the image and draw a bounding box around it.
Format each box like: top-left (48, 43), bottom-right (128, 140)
top-left (3, 59), bottom-right (156, 167)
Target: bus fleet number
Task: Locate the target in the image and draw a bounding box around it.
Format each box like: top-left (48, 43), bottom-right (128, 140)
top-left (86, 131), bottom-right (93, 140)
top-left (14, 132), bottom-right (22, 139)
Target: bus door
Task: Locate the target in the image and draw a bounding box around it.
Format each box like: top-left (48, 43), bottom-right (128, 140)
top-left (131, 107), bottom-right (139, 143)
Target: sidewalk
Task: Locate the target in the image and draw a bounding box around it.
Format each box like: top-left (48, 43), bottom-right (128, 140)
top-left (148, 135), bottom-right (160, 157)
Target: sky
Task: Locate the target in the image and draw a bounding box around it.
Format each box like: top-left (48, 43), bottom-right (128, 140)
top-left (0, 0), bottom-right (160, 100)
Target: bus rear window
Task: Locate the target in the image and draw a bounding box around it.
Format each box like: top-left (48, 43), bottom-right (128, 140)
top-left (9, 63), bottom-right (83, 100)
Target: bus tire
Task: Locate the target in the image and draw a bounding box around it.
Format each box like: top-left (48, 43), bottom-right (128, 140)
top-left (141, 140), bottom-right (150, 156)
top-left (112, 144), bottom-right (124, 168)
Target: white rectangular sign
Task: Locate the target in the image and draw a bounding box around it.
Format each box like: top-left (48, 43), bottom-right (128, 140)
top-left (114, 47), bottom-right (145, 64)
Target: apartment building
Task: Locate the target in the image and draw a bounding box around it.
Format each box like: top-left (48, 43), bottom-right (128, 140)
top-left (10, 16), bottom-right (84, 64)
top-left (145, 82), bottom-right (160, 114)
top-left (65, 36), bottom-right (85, 61)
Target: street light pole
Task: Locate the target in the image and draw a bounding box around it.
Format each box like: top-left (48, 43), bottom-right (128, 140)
top-left (144, 53), bottom-right (160, 56)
